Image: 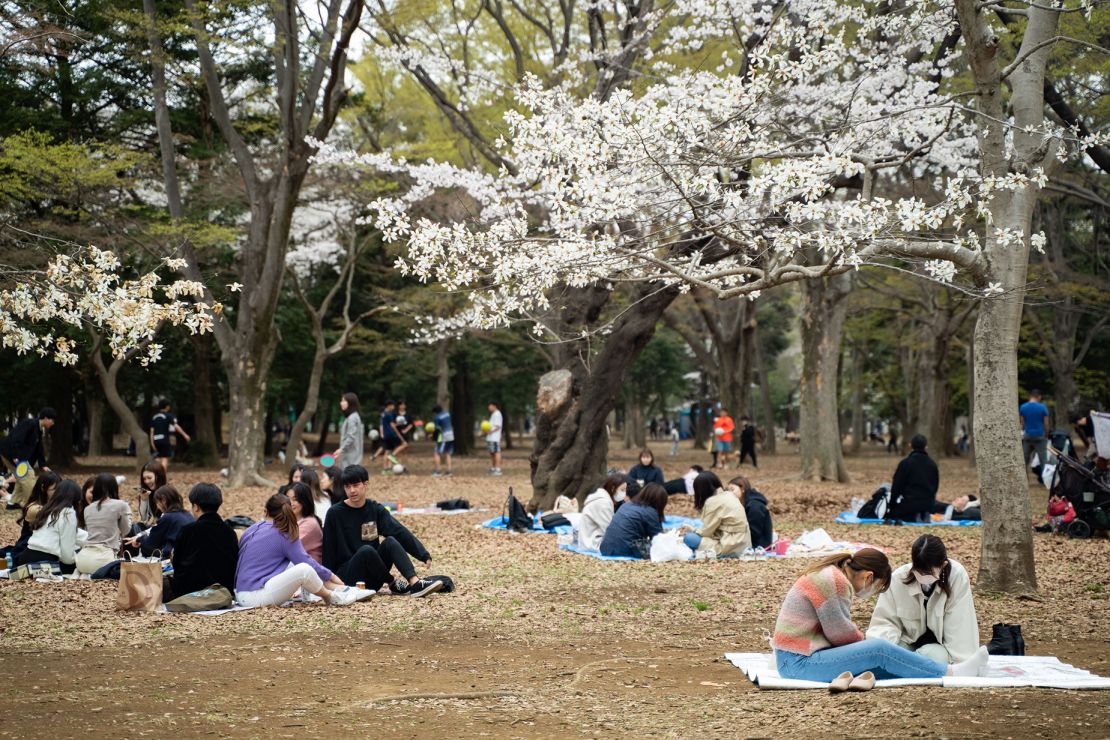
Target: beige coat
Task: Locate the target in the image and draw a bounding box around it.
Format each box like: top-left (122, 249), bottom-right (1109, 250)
top-left (865, 559), bottom-right (979, 663)
top-left (696, 491), bottom-right (751, 556)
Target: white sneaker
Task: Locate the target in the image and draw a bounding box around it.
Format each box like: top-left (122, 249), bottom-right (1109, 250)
top-left (328, 587), bottom-right (359, 606)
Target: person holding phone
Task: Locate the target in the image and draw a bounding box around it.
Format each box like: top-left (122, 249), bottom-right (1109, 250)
top-left (321, 465), bottom-right (443, 597)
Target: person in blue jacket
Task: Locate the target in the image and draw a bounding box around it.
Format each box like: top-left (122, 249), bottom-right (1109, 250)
top-left (600, 483), bottom-right (667, 558)
top-left (123, 485), bottom-right (194, 557)
top-left (627, 448), bottom-right (664, 488)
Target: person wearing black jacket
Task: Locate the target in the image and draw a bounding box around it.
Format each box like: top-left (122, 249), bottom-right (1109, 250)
top-left (164, 483), bottom-right (239, 601)
top-left (730, 476), bottom-right (774, 549)
top-left (0, 408), bottom-right (56, 507)
top-left (322, 465), bottom-right (442, 597)
top-left (887, 435), bottom-right (940, 523)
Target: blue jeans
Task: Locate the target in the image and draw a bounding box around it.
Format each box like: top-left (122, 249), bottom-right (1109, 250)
top-left (776, 640), bottom-right (946, 682)
top-left (683, 532), bottom-right (702, 550)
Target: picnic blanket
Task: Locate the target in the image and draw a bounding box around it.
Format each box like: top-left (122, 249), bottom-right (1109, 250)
top-left (482, 513), bottom-right (703, 535)
top-left (396, 507), bottom-right (488, 516)
top-left (725, 652), bottom-right (1110, 690)
top-left (835, 511), bottom-right (982, 527)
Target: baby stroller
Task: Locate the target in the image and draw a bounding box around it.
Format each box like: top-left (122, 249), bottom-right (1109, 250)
top-left (1048, 450), bottom-right (1110, 538)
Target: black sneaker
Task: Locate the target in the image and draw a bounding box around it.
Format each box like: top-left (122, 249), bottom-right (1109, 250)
top-left (407, 578), bottom-right (444, 597)
top-left (389, 577), bottom-right (410, 595)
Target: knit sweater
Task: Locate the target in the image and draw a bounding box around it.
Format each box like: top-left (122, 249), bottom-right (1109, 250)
top-left (772, 565), bottom-right (864, 656)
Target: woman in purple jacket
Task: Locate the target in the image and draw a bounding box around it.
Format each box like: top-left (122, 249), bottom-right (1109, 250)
top-left (234, 493), bottom-right (361, 607)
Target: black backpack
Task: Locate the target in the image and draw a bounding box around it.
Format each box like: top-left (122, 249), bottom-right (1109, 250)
top-left (503, 487), bottom-right (533, 532)
top-left (857, 485), bottom-right (892, 520)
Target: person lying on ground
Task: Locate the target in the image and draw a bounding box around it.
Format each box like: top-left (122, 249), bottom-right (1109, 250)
top-left (663, 465), bottom-right (704, 496)
top-left (288, 482), bottom-right (324, 564)
top-left (299, 468), bottom-right (333, 524)
top-left (234, 493), bottom-right (358, 607)
top-left (124, 485), bottom-right (193, 557)
top-left (730, 476), bottom-right (773, 549)
top-left (627, 448), bottom-right (664, 488)
top-left (600, 483), bottom-right (667, 559)
top-left (680, 471), bottom-right (750, 558)
top-left (322, 465), bottom-right (443, 597)
top-left (931, 495), bottom-right (981, 522)
top-left (16, 479), bottom-right (82, 574)
top-left (578, 474), bottom-right (627, 551)
top-left (771, 549), bottom-right (988, 687)
top-left (886, 434), bottom-right (939, 523)
top-left (3, 471), bottom-right (59, 562)
top-left (865, 535), bottom-right (978, 664)
top-left (76, 473), bottom-right (132, 575)
top-left (164, 483), bottom-right (239, 602)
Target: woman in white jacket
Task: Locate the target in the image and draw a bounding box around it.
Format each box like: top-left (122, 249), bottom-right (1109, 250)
top-left (16, 479), bottom-right (84, 574)
top-left (866, 534), bottom-right (980, 664)
top-left (578, 475), bottom-right (627, 550)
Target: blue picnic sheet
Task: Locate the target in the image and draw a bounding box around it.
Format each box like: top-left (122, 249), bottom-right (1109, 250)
top-left (558, 544), bottom-right (640, 561)
top-left (482, 513), bottom-right (702, 535)
top-left (835, 511), bottom-right (982, 527)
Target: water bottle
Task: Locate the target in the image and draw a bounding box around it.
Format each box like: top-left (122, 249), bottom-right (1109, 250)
top-left (4, 553), bottom-right (12, 570)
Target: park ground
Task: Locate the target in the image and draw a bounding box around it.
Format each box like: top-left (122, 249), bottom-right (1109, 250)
top-left (0, 442), bottom-right (1108, 739)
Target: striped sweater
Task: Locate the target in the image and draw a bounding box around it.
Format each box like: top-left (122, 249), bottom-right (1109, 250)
top-left (772, 565), bottom-right (864, 656)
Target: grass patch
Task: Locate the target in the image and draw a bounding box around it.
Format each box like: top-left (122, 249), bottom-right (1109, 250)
top-left (691, 600), bottom-right (710, 612)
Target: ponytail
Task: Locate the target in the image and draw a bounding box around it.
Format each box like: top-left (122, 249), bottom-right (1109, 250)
top-left (265, 493), bottom-right (300, 541)
top-left (801, 548), bottom-right (892, 593)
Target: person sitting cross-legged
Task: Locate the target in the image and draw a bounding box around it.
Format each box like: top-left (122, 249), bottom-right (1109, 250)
top-left (322, 465), bottom-right (444, 597)
top-left (164, 483), bottom-right (240, 602)
top-left (886, 434), bottom-right (939, 523)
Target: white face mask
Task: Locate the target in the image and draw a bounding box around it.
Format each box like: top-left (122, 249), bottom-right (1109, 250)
top-left (913, 572), bottom-right (939, 587)
top-left (614, 488), bottom-right (627, 502)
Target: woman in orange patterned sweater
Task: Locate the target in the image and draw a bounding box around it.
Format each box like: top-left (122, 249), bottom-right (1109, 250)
top-left (771, 549), bottom-right (988, 690)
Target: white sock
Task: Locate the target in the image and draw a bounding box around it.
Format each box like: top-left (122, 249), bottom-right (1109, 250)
top-left (952, 646), bottom-right (989, 677)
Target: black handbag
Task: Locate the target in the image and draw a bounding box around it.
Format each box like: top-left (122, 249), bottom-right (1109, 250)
top-left (503, 487), bottom-right (533, 532)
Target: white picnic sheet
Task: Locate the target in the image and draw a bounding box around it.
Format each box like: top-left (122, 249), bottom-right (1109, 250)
top-left (725, 652), bottom-right (1110, 690)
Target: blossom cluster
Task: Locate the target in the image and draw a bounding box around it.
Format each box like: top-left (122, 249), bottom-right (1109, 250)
top-left (0, 248), bottom-right (217, 365)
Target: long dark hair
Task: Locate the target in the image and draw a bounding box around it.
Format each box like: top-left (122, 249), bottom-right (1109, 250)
top-left (141, 460), bottom-right (167, 492)
top-left (299, 469), bottom-right (330, 507)
top-left (692, 471), bottom-right (723, 512)
top-left (90, 472), bottom-right (120, 510)
top-left (342, 392), bottom-right (360, 417)
top-left (265, 493), bottom-right (300, 541)
top-left (31, 479), bottom-right (82, 530)
top-left (803, 549), bottom-right (893, 594)
top-left (635, 483), bottom-right (668, 522)
top-left (152, 485), bottom-right (185, 516)
top-left (18, 470), bottom-right (60, 525)
top-left (903, 534), bottom-right (952, 598)
top-left (288, 482), bottom-right (321, 527)
top-left (287, 463), bottom-right (307, 484)
top-left (600, 474), bottom-right (626, 497)
top-left (320, 465), bottom-right (345, 504)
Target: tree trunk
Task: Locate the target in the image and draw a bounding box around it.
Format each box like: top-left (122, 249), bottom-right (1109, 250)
top-left (90, 339), bottom-right (149, 473)
top-left (754, 323), bottom-right (776, 455)
top-left (224, 351), bottom-right (273, 485)
top-left (86, 385), bottom-right (106, 457)
top-left (623, 396), bottom-right (646, 450)
top-left (436, 339), bottom-right (451, 407)
top-left (287, 349), bottom-right (327, 468)
top-left (312, 404), bottom-right (333, 457)
top-left (799, 272), bottom-right (850, 482)
top-left (529, 285), bottom-right (679, 510)
top-left (48, 376), bottom-right (77, 468)
top-left (190, 334), bottom-right (220, 466)
top-left (956, 0), bottom-right (1055, 593)
top-left (450, 350), bottom-right (474, 456)
top-left (502, 407), bottom-right (513, 450)
top-left (850, 344), bottom-right (864, 454)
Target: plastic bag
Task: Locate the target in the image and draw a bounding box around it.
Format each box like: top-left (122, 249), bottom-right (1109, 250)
top-left (649, 530), bottom-right (694, 562)
top-left (794, 527), bottom-right (835, 550)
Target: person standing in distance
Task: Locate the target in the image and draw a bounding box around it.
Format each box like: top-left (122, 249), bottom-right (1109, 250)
top-left (1019, 389), bottom-right (1050, 478)
top-left (712, 408), bottom-right (735, 468)
top-left (332, 392), bottom-right (364, 469)
top-left (486, 401), bottom-right (503, 476)
top-left (0, 407), bottom-right (55, 508)
top-left (378, 400), bottom-right (403, 474)
top-left (431, 404), bottom-right (454, 477)
top-left (150, 399), bottom-right (191, 472)
top-left (738, 416), bottom-right (758, 469)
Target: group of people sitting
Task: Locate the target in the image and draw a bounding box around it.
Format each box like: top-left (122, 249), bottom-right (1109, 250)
top-left (772, 534), bottom-right (988, 689)
top-left (2, 462), bottom-right (447, 606)
top-left (577, 466), bottom-right (773, 560)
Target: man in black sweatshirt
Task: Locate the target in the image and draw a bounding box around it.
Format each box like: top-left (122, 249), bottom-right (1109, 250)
top-left (165, 483), bottom-right (239, 601)
top-left (0, 407), bottom-right (56, 507)
top-left (322, 465), bottom-right (442, 597)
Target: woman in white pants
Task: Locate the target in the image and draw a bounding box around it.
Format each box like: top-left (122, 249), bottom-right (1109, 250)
top-left (234, 493), bottom-right (362, 607)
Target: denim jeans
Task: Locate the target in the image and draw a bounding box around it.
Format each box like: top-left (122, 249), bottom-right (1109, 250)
top-left (776, 639), bottom-right (947, 682)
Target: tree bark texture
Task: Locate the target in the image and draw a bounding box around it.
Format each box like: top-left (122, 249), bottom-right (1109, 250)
top-left (754, 324), bottom-right (777, 455)
top-left (450, 350), bottom-right (474, 456)
top-left (956, 0), bottom-right (1058, 592)
top-left (799, 272), bottom-right (850, 482)
top-left (529, 284), bottom-right (679, 510)
top-left (190, 334), bottom-right (220, 465)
